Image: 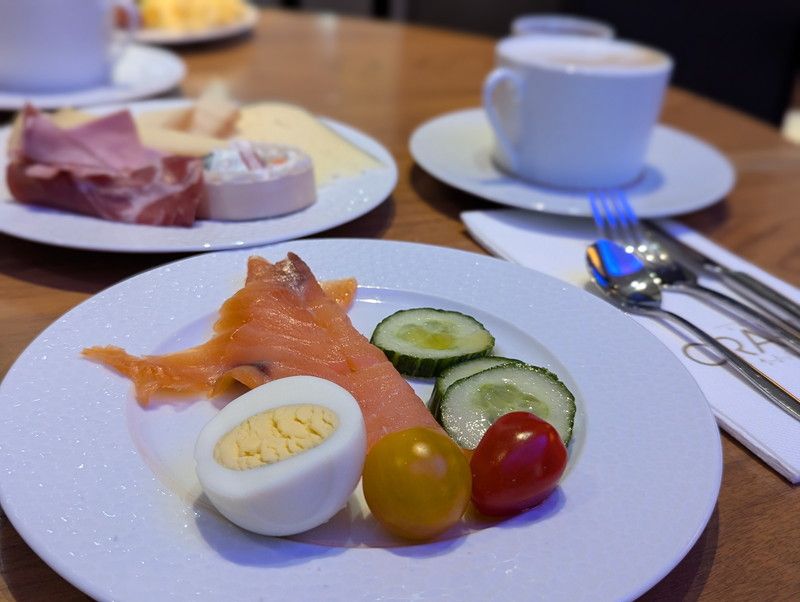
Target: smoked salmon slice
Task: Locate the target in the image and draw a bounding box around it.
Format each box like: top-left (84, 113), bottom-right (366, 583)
top-left (84, 253), bottom-right (444, 447)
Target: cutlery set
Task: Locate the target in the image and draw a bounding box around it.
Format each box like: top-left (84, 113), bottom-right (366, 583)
top-left (588, 191), bottom-right (800, 420)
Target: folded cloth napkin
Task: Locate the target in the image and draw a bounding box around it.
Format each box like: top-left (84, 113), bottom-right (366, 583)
top-left (462, 208), bottom-right (800, 483)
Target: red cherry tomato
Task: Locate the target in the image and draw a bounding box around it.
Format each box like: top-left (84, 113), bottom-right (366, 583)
top-left (470, 411), bottom-right (567, 516)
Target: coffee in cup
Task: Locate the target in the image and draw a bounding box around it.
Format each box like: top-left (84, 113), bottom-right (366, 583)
top-left (483, 35), bottom-right (672, 189)
top-left (0, 0), bottom-right (136, 93)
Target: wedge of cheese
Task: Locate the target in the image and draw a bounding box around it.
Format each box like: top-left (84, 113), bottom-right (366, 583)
top-left (237, 102), bottom-right (382, 186)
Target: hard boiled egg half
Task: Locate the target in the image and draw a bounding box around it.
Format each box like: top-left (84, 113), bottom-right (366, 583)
top-left (195, 376), bottom-right (366, 536)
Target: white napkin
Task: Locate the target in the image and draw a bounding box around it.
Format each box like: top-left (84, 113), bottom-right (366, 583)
top-left (462, 208), bottom-right (800, 483)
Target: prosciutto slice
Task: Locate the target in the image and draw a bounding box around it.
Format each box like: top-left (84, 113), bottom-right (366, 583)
top-left (6, 106), bottom-right (205, 226)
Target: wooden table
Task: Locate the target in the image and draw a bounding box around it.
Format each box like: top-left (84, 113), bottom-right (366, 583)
top-left (1, 8), bottom-right (798, 601)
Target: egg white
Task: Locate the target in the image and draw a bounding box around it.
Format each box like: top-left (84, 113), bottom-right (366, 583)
top-left (195, 376), bottom-right (366, 536)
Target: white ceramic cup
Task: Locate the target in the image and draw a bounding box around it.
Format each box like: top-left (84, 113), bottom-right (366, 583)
top-left (0, 0), bottom-right (136, 93)
top-left (511, 14), bottom-right (614, 39)
top-left (483, 35), bottom-right (672, 189)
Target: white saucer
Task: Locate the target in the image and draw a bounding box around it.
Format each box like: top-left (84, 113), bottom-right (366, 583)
top-left (410, 108), bottom-right (736, 218)
top-left (134, 4), bottom-right (258, 46)
top-left (0, 45), bottom-right (185, 111)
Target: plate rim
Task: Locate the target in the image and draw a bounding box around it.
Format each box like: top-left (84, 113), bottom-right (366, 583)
top-left (0, 99), bottom-right (398, 253)
top-left (409, 107), bottom-right (736, 219)
top-left (0, 45), bottom-right (186, 111)
top-left (0, 238), bottom-right (722, 601)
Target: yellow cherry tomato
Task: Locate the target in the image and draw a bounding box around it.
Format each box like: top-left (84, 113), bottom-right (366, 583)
top-left (362, 427), bottom-right (471, 541)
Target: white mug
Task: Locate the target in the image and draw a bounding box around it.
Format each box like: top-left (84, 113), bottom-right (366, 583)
top-left (483, 35), bottom-right (672, 189)
top-left (0, 0), bottom-right (136, 93)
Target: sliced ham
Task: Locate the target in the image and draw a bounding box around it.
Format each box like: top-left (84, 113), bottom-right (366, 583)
top-left (6, 105), bottom-right (205, 227)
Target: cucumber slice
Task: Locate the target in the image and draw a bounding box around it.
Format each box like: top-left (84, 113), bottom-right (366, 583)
top-left (440, 363), bottom-right (576, 449)
top-left (429, 356), bottom-right (520, 417)
top-left (371, 308), bottom-right (495, 378)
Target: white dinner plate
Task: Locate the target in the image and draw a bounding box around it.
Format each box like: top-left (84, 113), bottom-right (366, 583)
top-left (410, 108), bottom-right (736, 218)
top-left (134, 4), bottom-right (259, 46)
top-left (0, 100), bottom-right (397, 253)
top-left (0, 239), bottom-right (722, 601)
top-left (0, 45), bottom-right (185, 111)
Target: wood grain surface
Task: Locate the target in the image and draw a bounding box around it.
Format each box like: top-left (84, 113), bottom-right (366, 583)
top-left (0, 8), bottom-right (798, 601)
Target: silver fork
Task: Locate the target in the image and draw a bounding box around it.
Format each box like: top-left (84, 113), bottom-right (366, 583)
top-left (589, 190), bottom-right (800, 355)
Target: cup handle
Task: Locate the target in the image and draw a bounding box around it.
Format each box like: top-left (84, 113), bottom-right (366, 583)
top-left (109, 0), bottom-right (138, 63)
top-left (482, 67), bottom-right (525, 174)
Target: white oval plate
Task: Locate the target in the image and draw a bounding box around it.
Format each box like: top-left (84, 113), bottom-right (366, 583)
top-left (134, 4), bottom-right (259, 46)
top-left (0, 100), bottom-right (397, 253)
top-left (0, 239), bottom-right (722, 601)
top-left (0, 45), bottom-right (185, 111)
top-left (410, 108), bottom-right (735, 218)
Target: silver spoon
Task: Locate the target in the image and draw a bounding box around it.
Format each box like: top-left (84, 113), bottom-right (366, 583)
top-left (587, 239), bottom-right (800, 422)
top-left (645, 220), bottom-right (800, 330)
top-left (633, 233), bottom-right (800, 355)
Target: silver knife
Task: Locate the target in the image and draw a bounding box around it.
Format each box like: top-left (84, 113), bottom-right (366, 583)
top-left (644, 220), bottom-right (800, 331)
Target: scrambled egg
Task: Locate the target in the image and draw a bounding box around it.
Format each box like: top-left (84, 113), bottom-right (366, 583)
top-left (140, 0), bottom-right (247, 31)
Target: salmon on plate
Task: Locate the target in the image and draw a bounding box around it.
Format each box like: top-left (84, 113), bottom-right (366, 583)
top-left (84, 253), bottom-right (444, 448)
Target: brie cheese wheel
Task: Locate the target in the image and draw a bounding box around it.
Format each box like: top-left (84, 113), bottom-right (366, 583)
top-left (198, 141), bottom-right (316, 221)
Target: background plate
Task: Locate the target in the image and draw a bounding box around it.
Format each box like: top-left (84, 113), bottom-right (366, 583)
top-left (0, 45), bottom-right (185, 111)
top-left (0, 100), bottom-right (397, 253)
top-left (0, 239), bottom-right (722, 601)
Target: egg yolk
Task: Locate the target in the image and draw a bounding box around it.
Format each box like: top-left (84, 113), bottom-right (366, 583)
top-left (214, 404), bottom-right (338, 470)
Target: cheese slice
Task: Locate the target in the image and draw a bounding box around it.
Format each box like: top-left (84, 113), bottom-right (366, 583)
top-left (49, 108), bottom-right (96, 129)
top-left (188, 90), bottom-right (239, 138)
top-left (7, 111), bottom-right (23, 152)
top-left (237, 102), bottom-right (382, 186)
top-left (134, 107), bottom-right (192, 131)
top-left (138, 127), bottom-right (227, 157)
top-left (47, 108), bottom-right (227, 157)
top-left (135, 94), bottom-right (238, 139)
